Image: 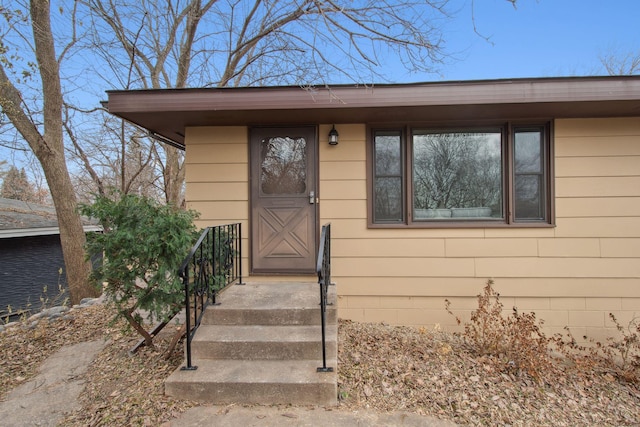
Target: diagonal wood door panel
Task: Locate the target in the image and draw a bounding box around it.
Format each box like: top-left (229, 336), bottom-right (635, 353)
top-left (251, 127), bottom-right (317, 273)
top-left (258, 207), bottom-right (309, 257)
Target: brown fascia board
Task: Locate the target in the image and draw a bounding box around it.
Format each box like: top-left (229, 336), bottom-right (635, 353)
top-left (106, 76), bottom-right (640, 147)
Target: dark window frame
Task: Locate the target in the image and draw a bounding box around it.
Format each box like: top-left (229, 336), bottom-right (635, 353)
top-left (372, 129), bottom-right (406, 223)
top-left (367, 121), bottom-right (555, 228)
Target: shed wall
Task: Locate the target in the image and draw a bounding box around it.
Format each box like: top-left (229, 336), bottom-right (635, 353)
top-left (0, 235), bottom-right (68, 315)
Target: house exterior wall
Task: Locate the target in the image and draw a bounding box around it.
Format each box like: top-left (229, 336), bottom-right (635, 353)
top-left (184, 118), bottom-right (640, 341)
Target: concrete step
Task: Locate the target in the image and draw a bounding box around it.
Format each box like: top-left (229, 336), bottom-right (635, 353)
top-left (202, 306), bottom-right (336, 326)
top-left (192, 324), bottom-right (337, 360)
top-left (202, 282), bottom-right (336, 326)
top-left (167, 281), bottom-right (338, 406)
top-left (165, 359), bottom-right (337, 406)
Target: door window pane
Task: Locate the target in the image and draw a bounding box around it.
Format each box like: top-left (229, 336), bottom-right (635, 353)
top-left (260, 136), bottom-right (307, 195)
top-left (514, 129), bottom-right (545, 221)
top-left (412, 131), bottom-right (503, 220)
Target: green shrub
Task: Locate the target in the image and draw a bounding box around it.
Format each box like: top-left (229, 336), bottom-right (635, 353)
top-left (80, 192), bottom-right (198, 347)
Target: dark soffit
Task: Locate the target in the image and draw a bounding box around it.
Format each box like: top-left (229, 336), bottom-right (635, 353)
top-left (105, 76), bottom-right (640, 148)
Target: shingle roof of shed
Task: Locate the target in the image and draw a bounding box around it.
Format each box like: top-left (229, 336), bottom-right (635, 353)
top-left (0, 198), bottom-right (100, 238)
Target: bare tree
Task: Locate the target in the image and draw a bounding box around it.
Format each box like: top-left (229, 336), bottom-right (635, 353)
top-left (601, 48), bottom-right (640, 75)
top-left (80, 0), bottom-right (221, 206)
top-left (80, 0), bottom-right (465, 206)
top-left (64, 105), bottom-right (161, 203)
top-left (0, 1), bottom-right (100, 304)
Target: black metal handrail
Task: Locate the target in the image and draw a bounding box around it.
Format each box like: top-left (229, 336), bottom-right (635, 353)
top-left (316, 223), bottom-right (333, 373)
top-left (179, 223), bottom-right (242, 370)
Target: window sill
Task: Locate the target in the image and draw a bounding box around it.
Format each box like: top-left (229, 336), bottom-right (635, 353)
top-left (368, 221), bottom-right (555, 229)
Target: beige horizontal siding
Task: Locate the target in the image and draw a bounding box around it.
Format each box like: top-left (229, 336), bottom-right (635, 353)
top-left (188, 182), bottom-right (248, 201)
top-left (556, 197), bottom-right (640, 217)
top-left (188, 201), bottom-right (248, 221)
top-left (556, 176), bottom-right (640, 198)
top-left (320, 180), bottom-right (367, 200)
top-left (555, 136), bottom-right (640, 157)
top-left (319, 161), bottom-right (365, 180)
top-left (185, 127), bottom-right (251, 278)
top-left (600, 238), bottom-right (640, 257)
top-left (182, 119), bottom-right (640, 342)
top-left (319, 118), bottom-right (640, 341)
top-left (186, 144), bottom-right (247, 164)
top-left (187, 126), bottom-right (247, 144)
top-left (334, 238), bottom-right (446, 258)
top-left (537, 238), bottom-right (601, 257)
top-left (319, 199), bottom-right (366, 219)
top-left (556, 156), bottom-right (640, 177)
top-left (554, 217), bottom-right (640, 237)
top-left (555, 117), bottom-right (640, 137)
top-left (474, 257), bottom-right (640, 278)
top-left (337, 277), bottom-right (640, 298)
top-left (445, 238), bottom-right (538, 257)
top-left (186, 163), bottom-right (248, 183)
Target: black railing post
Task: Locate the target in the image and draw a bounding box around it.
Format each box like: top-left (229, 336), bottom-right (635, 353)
top-left (181, 265), bottom-right (196, 370)
top-left (237, 223), bottom-right (244, 285)
top-left (316, 223), bottom-right (334, 373)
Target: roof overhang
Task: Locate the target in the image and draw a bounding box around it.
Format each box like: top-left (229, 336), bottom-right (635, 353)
top-left (105, 76), bottom-right (640, 149)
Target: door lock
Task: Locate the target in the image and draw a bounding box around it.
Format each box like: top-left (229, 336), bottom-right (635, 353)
top-left (309, 191), bottom-right (315, 204)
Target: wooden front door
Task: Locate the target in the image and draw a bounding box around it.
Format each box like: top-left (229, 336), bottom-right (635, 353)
top-left (250, 127), bottom-right (317, 273)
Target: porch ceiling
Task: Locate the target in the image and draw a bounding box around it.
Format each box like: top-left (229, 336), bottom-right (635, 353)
top-left (105, 76), bottom-right (640, 149)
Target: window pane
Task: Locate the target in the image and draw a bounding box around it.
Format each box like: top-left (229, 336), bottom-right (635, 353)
top-left (375, 177), bottom-right (403, 221)
top-left (515, 175), bottom-right (543, 219)
top-left (514, 128), bottom-right (546, 221)
top-left (373, 131), bottom-right (403, 222)
top-left (260, 136), bottom-right (306, 194)
top-left (375, 134), bottom-right (401, 175)
top-left (412, 131), bottom-right (503, 220)
top-left (515, 131), bottom-right (542, 173)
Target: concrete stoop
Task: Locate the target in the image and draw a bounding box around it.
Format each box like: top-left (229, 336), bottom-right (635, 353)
top-left (165, 282), bottom-right (337, 406)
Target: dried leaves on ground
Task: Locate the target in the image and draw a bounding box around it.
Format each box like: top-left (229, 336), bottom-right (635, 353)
top-left (338, 319), bottom-right (640, 426)
top-left (0, 305), bottom-right (111, 402)
top-left (3, 304), bottom-right (640, 426)
top-left (1, 304), bottom-right (195, 426)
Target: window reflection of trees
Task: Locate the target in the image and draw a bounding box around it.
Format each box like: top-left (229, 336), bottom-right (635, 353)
top-left (260, 137), bottom-right (307, 194)
top-left (374, 134), bottom-right (403, 221)
top-left (375, 178), bottom-right (402, 220)
top-left (514, 130), bottom-right (543, 219)
top-left (413, 132), bottom-right (502, 215)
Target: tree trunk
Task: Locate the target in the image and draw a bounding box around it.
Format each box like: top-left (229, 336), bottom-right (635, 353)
top-left (31, 0), bottom-right (100, 305)
top-left (163, 145), bottom-right (185, 206)
top-left (0, 1), bottom-right (100, 305)
top-left (42, 148), bottom-right (101, 305)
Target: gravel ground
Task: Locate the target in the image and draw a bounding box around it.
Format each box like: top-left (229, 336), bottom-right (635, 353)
top-left (2, 304), bottom-right (639, 426)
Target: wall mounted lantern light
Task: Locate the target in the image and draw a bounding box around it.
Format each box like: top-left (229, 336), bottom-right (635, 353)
top-left (328, 125), bottom-right (339, 146)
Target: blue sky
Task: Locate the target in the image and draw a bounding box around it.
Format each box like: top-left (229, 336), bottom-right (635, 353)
top-left (3, 0), bottom-right (639, 186)
top-left (394, 0), bottom-right (640, 82)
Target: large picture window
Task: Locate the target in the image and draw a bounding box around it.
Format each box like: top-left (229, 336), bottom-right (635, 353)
top-left (370, 123), bottom-right (552, 226)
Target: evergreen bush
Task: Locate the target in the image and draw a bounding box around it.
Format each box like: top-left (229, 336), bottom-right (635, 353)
top-left (80, 192), bottom-right (198, 347)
